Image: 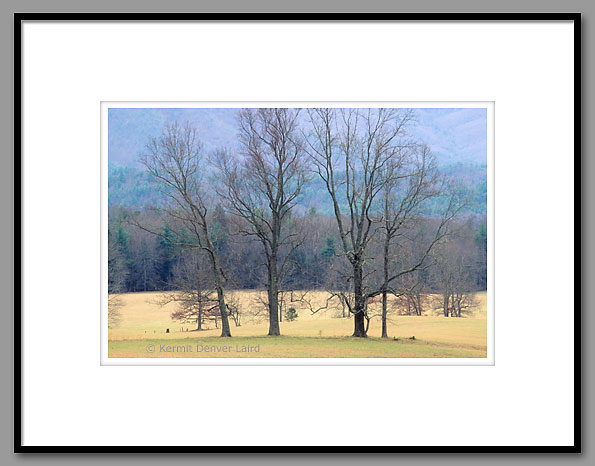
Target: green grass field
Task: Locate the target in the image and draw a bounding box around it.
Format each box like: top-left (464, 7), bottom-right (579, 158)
top-left (108, 291), bottom-right (488, 359)
top-left (109, 334), bottom-right (486, 358)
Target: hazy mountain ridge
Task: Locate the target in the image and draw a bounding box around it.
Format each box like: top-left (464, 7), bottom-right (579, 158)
top-left (108, 108), bottom-right (240, 166)
top-left (108, 107), bottom-right (488, 167)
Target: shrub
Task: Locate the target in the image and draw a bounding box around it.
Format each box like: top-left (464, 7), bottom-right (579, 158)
top-left (285, 307), bottom-right (298, 322)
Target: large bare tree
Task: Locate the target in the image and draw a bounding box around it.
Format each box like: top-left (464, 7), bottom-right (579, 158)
top-left (305, 108), bottom-right (413, 336)
top-left (137, 121), bottom-right (232, 337)
top-left (216, 108), bottom-right (309, 336)
top-left (306, 108), bottom-right (460, 337)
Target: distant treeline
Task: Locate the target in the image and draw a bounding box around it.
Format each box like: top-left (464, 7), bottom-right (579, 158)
top-left (109, 204), bottom-right (487, 295)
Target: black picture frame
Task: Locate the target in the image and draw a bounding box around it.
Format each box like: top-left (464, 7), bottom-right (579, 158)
top-left (13, 12), bottom-right (582, 454)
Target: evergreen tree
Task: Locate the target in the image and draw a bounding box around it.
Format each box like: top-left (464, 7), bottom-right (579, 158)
top-left (474, 223), bottom-right (487, 253)
top-left (210, 204), bottom-right (230, 256)
top-left (320, 236), bottom-right (336, 261)
top-left (157, 222), bottom-right (177, 287)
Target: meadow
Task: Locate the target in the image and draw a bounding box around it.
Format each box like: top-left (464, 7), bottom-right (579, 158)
top-left (107, 291), bottom-right (488, 359)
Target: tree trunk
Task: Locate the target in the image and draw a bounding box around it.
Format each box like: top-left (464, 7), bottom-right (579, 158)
top-left (202, 231), bottom-right (231, 337)
top-left (268, 283), bottom-right (281, 336)
top-left (197, 293), bottom-right (203, 331)
top-left (381, 235), bottom-right (390, 337)
top-left (267, 253), bottom-right (281, 336)
top-left (215, 285), bottom-right (231, 336)
top-left (352, 263), bottom-right (367, 337)
top-left (381, 289), bottom-right (388, 338)
top-left (353, 311), bottom-right (366, 337)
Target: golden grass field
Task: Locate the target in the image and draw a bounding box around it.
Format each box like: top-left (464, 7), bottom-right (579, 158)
top-left (108, 290), bottom-right (487, 359)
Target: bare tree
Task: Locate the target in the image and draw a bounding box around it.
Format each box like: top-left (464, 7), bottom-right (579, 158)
top-left (107, 295), bottom-right (123, 329)
top-left (216, 108), bottom-right (309, 336)
top-left (432, 238), bottom-right (479, 317)
top-left (377, 144), bottom-right (450, 337)
top-left (393, 269), bottom-right (428, 316)
top-left (306, 108), bottom-right (412, 337)
top-left (157, 249), bottom-right (218, 331)
top-left (226, 294), bottom-right (242, 327)
top-left (306, 108), bottom-right (462, 337)
top-left (136, 121), bottom-right (232, 337)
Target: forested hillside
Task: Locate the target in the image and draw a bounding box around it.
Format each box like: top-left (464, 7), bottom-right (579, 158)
top-left (108, 161), bottom-right (488, 215)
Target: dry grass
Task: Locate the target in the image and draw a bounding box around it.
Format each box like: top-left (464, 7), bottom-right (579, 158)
top-left (107, 290), bottom-right (487, 358)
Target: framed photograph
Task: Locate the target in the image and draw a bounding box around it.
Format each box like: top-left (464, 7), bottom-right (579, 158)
top-left (102, 101), bottom-right (494, 366)
top-left (16, 13), bottom-right (580, 452)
